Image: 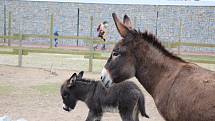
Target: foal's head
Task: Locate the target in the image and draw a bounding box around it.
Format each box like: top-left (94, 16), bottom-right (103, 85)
top-left (61, 71), bottom-right (90, 112)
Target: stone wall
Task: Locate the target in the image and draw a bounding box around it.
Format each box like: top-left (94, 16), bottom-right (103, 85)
top-left (0, 1), bottom-right (214, 47)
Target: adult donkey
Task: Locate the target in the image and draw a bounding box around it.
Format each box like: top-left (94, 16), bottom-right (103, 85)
top-left (101, 13), bottom-right (215, 121)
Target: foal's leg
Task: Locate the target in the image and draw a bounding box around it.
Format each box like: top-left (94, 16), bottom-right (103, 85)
top-left (120, 112), bottom-right (135, 121)
top-left (95, 115), bottom-right (102, 121)
top-left (85, 111), bottom-right (94, 121)
top-left (134, 111), bottom-right (139, 121)
top-left (85, 111), bottom-right (102, 121)
top-left (133, 103), bottom-right (139, 121)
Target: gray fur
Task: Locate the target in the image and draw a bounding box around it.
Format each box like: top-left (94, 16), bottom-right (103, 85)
top-left (61, 71), bottom-right (149, 121)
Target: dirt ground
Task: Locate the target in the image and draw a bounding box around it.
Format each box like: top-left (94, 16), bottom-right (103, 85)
top-left (0, 65), bottom-right (165, 121)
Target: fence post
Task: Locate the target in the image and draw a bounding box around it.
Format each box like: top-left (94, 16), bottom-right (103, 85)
top-left (76, 8), bottom-right (80, 46)
top-left (3, 0), bottom-right (6, 43)
top-left (88, 16), bottom-right (93, 72)
top-left (178, 19), bottom-right (182, 55)
top-left (8, 11), bottom-right (12, 46)
top-left (133, 17), bottom-right (137, 28)
top-left (18, 34), bottom-right (23, 67)
top-left (50, 14), bottom-right (54, 48)
top-left (155, 9), bottom-right (159, 37)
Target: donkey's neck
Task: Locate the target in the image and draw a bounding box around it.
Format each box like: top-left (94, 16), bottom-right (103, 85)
top-left (134, 41), bottom-right (185, 97)
top-left (76, 80), bottom-right (97, 102)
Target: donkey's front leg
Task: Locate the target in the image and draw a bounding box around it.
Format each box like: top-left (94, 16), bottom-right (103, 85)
top-left (85, 111), bottom-right (102, 121)
top-left (95, 117), bottom-right (102, 121)
top-left (120, 113), bottom-right (134, 121)
top-left (95, 114), bottom-right (102, 121)
top-left (85, 111), bottom-right (95, 121)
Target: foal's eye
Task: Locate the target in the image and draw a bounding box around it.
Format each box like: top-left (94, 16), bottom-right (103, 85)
top-left (112, 52), bottom-right (119, 56)
top-left (63, 93), bottom-right (69, 98)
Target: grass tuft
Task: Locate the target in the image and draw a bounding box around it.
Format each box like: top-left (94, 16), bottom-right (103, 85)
top-left (31, 83), bottom-right (60, 95)
top-left (0, 85), bottom-right (14, 95)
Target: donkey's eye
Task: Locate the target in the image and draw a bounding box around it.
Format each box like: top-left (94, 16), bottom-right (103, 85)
top-left (112, 52), bottom-right (119, 56)
top-left (63, 93), bottom-right (69, 98)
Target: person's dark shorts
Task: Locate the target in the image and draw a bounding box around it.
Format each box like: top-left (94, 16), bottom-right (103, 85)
top-left (98, 31), bottom-right (105, 38)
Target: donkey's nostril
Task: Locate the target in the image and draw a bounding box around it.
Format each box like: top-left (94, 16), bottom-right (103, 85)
top-left (105, 80), bottom-right (110, 88)
top-left (101, 76), bottom-right (106, 82)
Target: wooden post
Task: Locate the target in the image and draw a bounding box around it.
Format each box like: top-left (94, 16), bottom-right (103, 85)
top-left (155, 9), bottom-right (159, 37)
top-left (178, 19), bottom-right (182, 55)
top-left (50, 14), bottom-right (54, 48)
top-left (3, 0), bottom-right (6, 43)
top-left (88, 16), bottom-right (93, 72)
top-left (8, 11), bottom-right (12, 46)
top-left (76, 8), bottom-right (80, 46)
top-left (133, 17), bottom-right (137, 28)
top-left (18, 34), bottom-right (23, 67)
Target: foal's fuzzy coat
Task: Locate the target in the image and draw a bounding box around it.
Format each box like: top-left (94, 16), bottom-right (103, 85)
top-left (61, 71), bottom-right (149, 121)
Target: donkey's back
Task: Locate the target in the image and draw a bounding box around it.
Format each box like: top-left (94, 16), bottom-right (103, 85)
top-left (165, 63), bottom-right (215, 121)
top-left (93, 81), bottom-right (149, 120)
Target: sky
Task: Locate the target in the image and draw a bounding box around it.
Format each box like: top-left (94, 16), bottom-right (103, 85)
top-left (26, 0), bottom-right (215, 6)
top-left (27, 0), bottom-right (215, 1)
top-left (26, 0), bottom-right (215, 2)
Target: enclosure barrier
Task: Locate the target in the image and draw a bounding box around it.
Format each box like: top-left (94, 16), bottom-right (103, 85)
top-left (1, 34), bottom-right (215, 72)
top-left (0, 34), bottom-right (108, 71)
top-left (0, 13), bottom-right (215, 72)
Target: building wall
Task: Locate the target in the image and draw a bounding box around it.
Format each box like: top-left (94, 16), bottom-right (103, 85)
top-left (0, 1), bottom-right (214, 47)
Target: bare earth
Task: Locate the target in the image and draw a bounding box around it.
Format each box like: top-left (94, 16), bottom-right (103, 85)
top-left (0, 65), bottom-right (165, 121)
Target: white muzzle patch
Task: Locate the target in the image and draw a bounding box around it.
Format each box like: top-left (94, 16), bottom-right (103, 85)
top-left (101, 68), bottom-right (113, 88)
top-left (63, 104), bottom-right (72, 112)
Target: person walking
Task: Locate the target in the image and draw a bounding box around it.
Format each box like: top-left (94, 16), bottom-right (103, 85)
top-left (54, 27), bottom-right (59, 47)
top-left (94, 21), bottom-right (108, 50)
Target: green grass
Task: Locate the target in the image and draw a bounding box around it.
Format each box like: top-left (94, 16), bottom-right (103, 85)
top-left (0, 85), bottom-right (14, 95)
top-left (180, 55), bottom-right (215, 64)
top-left (181, 55), bottom-right (215, 60)
top-left (0, 46), bottom-right (215, 72)
top-left (0, 51), bottom-right (14, 55)
top-left (0, 46), bottom-right (102, 56)
top-left (0, 48), bottom-right (14, 55)
top-left (31, 83), bottom-right (60, 95)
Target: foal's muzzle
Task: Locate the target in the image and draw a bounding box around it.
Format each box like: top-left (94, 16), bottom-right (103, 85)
top-left (63, 104), bottom-right (72, 112)
top-left (101, 68), bottom-right (113, 88)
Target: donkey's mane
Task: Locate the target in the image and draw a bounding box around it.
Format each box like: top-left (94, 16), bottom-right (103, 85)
top-left (133, 30), bottom-right (186, 62)
top-left (76, 78), bottom-right (96, 85)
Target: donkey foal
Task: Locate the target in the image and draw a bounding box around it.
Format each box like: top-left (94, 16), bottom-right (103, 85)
top-left (61, 71), bottom-right (149, 121)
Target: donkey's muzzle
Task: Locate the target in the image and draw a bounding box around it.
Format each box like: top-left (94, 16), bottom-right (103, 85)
top-left (63, 107), bottom-right (70, 112)
top-left (101, 68), bottom-right (113, 88)
top-left (63, 104), bottom-right (72, 112)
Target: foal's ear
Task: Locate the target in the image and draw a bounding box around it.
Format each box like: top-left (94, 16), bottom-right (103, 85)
top-left (112, 13), bottom-right (130, 38)
top-left (123, 15), bottom-right (133, 30)
top-left (77, 71), bottom-right (84, 79)
top-left (68, 73), bottom-right (77, 87)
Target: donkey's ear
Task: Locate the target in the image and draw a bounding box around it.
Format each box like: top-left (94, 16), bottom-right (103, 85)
top-left (68, 73), bottom-right (77, 87)
top-left (123, 15), bottom-right (133, 30)
top-left (77, 71), bottom-right (84, 79)
top-left (112, 13), bottom-right (130, 38)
